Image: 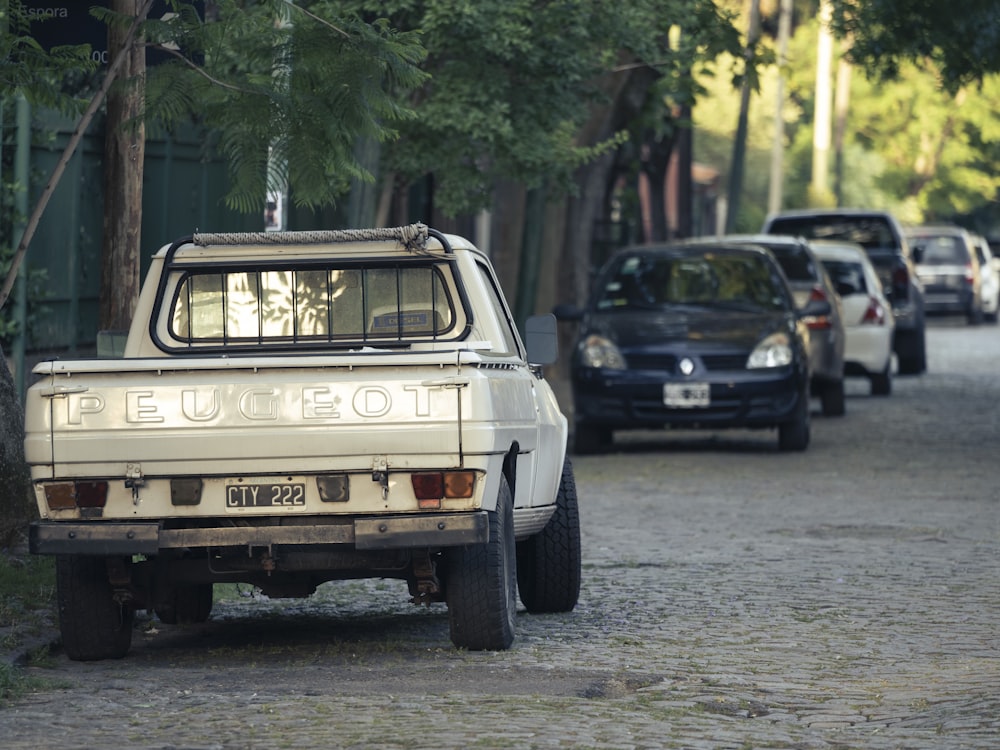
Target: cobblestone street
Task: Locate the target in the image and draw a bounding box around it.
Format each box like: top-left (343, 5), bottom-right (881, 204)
top-left (3, 320), bottom-right (998, 749)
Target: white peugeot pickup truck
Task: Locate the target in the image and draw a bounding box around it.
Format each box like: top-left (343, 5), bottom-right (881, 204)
top-left (24, 224), bottom-right (581, 660)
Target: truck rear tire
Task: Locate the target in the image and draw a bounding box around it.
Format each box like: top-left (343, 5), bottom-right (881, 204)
top-left (517, 458), bottom-right (582, 613)
top-left (56, 555), bottom-right (134, 661)
top-left (446, 474), bottom-right (516, 650)
top-left (155, 584), bottom-right (214, 625)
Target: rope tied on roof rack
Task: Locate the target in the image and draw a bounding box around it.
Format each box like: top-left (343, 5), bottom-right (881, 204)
top-left (192, 223), bottom-right (430, 251)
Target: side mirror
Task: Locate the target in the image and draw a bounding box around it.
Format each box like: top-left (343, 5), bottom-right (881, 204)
top-left (912, 244), bottom-right (924, 263)
top-left (524, 313), bottom-right (558, 365)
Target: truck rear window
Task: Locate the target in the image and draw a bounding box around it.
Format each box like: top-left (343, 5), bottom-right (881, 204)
top-left (167, 264), bottom-right (460, 349)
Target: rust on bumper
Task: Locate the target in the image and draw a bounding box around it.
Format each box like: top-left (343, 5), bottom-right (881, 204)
top-left (29, 512), bottom-right (489, 556)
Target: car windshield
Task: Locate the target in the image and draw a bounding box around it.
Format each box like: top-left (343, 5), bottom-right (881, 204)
top-left (768, 215), bottom-right (898, 254)
top-left (595, 252), bottom-right (789, 312)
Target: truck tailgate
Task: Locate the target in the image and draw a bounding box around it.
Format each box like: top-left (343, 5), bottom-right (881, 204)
top-left (24, 354), bottom-right (521, 479)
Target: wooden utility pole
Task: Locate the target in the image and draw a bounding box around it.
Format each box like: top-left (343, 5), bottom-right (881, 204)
top-left (100, 0), bottom-right (147, 332)
top-left (725, 0), bottom-right (761, 232)
top-left (833, 56), bottom-right (852, 206)
top-left (768, 0), bottom-right (793, 214)
top-left (811, 0), bottom-right (834, 204)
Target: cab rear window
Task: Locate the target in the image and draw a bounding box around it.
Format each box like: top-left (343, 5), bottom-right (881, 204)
top-left (166, 263), bottom-right (461, 351)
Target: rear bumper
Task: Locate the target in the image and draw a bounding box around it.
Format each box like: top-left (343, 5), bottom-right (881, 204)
top-left (29, 512), bottom-right (489, 556)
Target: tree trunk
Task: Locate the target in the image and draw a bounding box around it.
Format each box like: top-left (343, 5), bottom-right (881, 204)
top-left (100, 0), bottom-right (146, 332)
top-left (641, 133), bottom-right (675, 242)
top-left (0, 345), bottom-right (33, 547)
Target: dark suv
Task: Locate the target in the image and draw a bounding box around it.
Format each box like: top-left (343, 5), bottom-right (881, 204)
top-left (762, 209), bottom-right (927, 375)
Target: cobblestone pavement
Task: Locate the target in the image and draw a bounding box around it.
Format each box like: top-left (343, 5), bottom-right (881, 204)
top-left (3, 320), bottom-right (998, 749)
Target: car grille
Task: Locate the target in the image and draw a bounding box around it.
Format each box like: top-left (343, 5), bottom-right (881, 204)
top-left (625, 353), bottom-right (747, 372)
top-left (700, 354), bottom-right (749, 371)
top-left (625, 354), bottom-right (678, 371)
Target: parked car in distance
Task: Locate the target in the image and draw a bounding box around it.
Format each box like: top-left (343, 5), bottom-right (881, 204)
top-left (810, 240), bottom-right (895, 396)
top-left (554, 242), bottom-right (815, 453)
top-left (696, 235), bottom-right (847, 416)
top-left (970, 233), bottom-right (999, 323)
top-left (761, 209), bottom-right (927, 375)
top-left (906, 224), bottom-right (984, 325)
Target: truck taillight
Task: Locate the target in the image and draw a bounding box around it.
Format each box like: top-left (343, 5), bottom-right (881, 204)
top-left (44, 481), bottom-right (108, 510)
top-left (892, 264), bottom-right (910, 299)
top-left (411, 471), bottom-right (476, 508)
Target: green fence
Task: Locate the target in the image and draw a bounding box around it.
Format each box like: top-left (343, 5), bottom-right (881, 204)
top-left (25, 111), bottom-right (259, 355)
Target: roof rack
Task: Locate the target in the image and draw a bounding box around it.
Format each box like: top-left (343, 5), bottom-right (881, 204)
top-left (188, 223), bottom-right (450, 254)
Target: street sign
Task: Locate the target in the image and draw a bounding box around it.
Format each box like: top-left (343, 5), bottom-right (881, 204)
top-left (24, 1), bottom-right (200, 67)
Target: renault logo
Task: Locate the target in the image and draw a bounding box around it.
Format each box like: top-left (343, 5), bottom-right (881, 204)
top-left (679, 357), bottom-right (695, 376)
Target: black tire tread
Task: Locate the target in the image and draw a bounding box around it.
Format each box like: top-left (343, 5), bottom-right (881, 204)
top-left (56, 555), bottom-right (134, 661)
top-left (446, 474), bottom-right (516, 651)
top-left (778, 391), bottom-right (810, 451)
top-left (517, 458), bottom-right (582, 613)
top-left (820, 378), bottom-right (846, 416)
top-left (155, 584), bottom-right (214, 625)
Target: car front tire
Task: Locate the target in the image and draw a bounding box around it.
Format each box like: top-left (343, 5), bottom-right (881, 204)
top-left (778, 390), bottom-right (810, 452)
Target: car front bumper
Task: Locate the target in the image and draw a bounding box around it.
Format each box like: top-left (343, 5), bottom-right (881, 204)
top-left (572, 368), bottom-right (806, 431)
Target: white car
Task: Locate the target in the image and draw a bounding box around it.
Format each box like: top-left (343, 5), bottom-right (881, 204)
top-left (970, 233), bottom-right (999, 322)
top-left (811, 240), bottom-right (895, 396)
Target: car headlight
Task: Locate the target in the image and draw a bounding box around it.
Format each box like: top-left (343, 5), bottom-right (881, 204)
top-left (578, 334), bottom-right (626, 369)
top-left (747, 332), bottom-right (793, 369)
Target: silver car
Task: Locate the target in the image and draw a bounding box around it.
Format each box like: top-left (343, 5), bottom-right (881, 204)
top-left (907, 224), bottom-right (984, 324)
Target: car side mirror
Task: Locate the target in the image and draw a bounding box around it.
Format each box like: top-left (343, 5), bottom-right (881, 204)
top-left (525, 313), bottom-right (558, 365)
top-left (912, 244), bottom-right (924, 263)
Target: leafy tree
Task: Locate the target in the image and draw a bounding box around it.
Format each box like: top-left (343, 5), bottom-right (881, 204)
top-left (1, 0), bottom-right (97, 546)
top-left (695, 4), bottom-right (1000, 232)
top-left (140, 0), bottom-right (428, 213)
top-left (829, 0), bottom-right (1000, 93)
top-left (0, 0), bottom-right (426, 544)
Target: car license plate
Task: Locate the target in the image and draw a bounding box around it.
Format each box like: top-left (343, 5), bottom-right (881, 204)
top-left (664, 382), bottom-right (710, 408)
top-left (226, 483), bottom-right (306, 509)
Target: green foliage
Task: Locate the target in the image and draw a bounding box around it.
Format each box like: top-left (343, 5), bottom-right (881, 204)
top-left (366, 0), bottom-right (630, 215)
top-left (0, 554), bottom-right (54, 705)
top-left (0, 1), bottom-right (98, 115)
top-left (695, 8), bottom-right (1000, 229)
top-left (830, 0), bottom-right (1000, 93)
top-left (339, 1), bottom-right (742, 217)
top-left (139, 0), bottom-right (427, 213)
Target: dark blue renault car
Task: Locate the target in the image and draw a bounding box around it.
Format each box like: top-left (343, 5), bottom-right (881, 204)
top-left (556, 242), bottom-right (818, 453)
